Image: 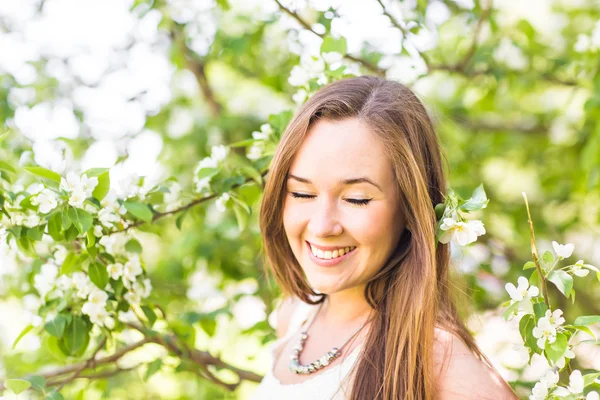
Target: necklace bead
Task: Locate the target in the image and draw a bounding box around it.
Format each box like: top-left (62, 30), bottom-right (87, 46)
top-left (288, 299), bottom-right (368, 375)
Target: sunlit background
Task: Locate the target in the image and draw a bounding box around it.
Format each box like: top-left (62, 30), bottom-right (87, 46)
top-left (2, 0), bottom-right (600, 398)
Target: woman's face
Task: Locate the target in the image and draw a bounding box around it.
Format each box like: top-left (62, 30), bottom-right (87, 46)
top-left (283, 117), bottom-right (405, 295)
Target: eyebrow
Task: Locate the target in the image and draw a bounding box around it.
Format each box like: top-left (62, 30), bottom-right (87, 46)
top-left (287, 174), bottom-right (383, 192)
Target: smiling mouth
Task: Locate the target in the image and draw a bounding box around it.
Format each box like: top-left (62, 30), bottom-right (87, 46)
top-left (308, 243), bottom-right (357, 260)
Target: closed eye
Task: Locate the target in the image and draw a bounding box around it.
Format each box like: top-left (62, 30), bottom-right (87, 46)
top-left (290, 192), bottom-right (371, 207)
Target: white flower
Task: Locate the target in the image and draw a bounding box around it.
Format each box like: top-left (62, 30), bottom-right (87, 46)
top-left (118, 309), bottom-right (138, 324)
top-left (532, 317), bottom-right (557, 349)
top-left (56, 275), bottom-right (72, 292)
top-left (215, 193), bottom-right (230, 212)
top-left (107, 263), bottom-right (124, 280)
top-left (439, 217), bottom-right (486, 246)
top-left (552, 240), bottom-right (574, 259)
top-left (122, 256), bottom-right (143, 285)
top-left (246, 143), bottom-right (264, 161)
top-left (554, 370), bottom-right (584, 396)
top-left (33, 263), bottom-right (59, 298)
top-left (545, 309), bottom-right (565, 328)
top-left (530, 370), bottom-right (559, 400)
top-left (493, 38), bottom-right (528, 70)
top-left (252, 123), bottom-right (273, 141)
top-left (72, 271), bottom-right (94, 299)
top-left (587, 391), bottom-right (600, 400)
top-left (80, 174), bottom-right (98, 196)
top-left (98, 207), bottom-right (121, 228)
top-left (288, 65), bottom-right (310, 87)
top-left (60, 172), bottom-right (81, 192)
top-left (571, 259), bottom-right (590, 277)
top-left (68, 188), bottom-right (88, 208)
top-left (53, 245), bottom-right (68, 265)
top-left (292, 89), bottom-right (308, 104)
top-left (575, 34), bottom-right (591, 52)
top-left (231, 295), bottom-right (266, 330)
top-left (322, 51), bottom-right (343, 64)
top-left (195, 156), bottom-right (218, 172)
top-left (31, 188), bottom-right (59, 214)
top-left (210, 145), bottom-right (229, 163)
top-left (194, 177), bottom-right (211, 193)
top-left (94, 225), bottom-right (103, 237)
top-left (164, 182), bottom-right (182, 206)
top-left (124, 290), bottom-right (141, 306)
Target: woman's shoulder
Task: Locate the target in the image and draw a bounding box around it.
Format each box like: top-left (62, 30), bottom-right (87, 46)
top-left (433, 327), bottom-right (517, 400)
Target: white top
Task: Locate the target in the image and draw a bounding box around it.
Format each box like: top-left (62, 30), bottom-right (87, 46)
top-left (250, 301), bottom-right (363, 400)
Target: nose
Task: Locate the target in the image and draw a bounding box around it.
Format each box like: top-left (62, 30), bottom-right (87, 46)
top-left (307, 197), bottom-right (343, 238)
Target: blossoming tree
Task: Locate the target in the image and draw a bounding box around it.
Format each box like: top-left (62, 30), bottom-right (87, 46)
top-left (1, 0), bottom-right (600, 399)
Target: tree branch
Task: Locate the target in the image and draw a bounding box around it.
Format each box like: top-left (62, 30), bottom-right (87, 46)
top-left (273, 0), bottom-right (385, 76)
top-left (169, 25), bottom-right (224, 117)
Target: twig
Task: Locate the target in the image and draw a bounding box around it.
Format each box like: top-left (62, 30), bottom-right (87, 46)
top-left (273, 0), bottom-right (385, 76)
top-left (169, 24), bottom-right (223, 117)
top-left (111, 170), bottom-right (267, 235)
top-left (522, 192), bottom-right (551, 308)
top-left (0, 338), bottom-right (153, 391)
top-left (54, 336), bottom-right (107, 392)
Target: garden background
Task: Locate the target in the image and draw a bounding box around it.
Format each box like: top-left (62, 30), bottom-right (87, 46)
top-left (1, 0), bottom-right (600, 399)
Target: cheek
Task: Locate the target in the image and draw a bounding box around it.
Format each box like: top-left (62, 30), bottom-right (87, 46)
top-left (282, 199), bottom-right (303, 244)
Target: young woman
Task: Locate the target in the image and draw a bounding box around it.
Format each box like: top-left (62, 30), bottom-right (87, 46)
top-left (252, 76), bottom-right (518, 399)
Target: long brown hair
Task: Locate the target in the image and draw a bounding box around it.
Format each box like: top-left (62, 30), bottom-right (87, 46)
top-left (259, 76), bottom-right (494, 399)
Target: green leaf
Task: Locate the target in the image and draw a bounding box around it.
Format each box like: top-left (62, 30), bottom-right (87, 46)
top-left (534, 302), bottom-right (548, 319)
top-left (565, 324), bottom-right (597, 340)
top-left (5, 378), bottom-right (31, 394)
top-left (125, 239), bottom-right (142, 254)
top-left (92, 170), bottom-right (110, 201)
top-left (547, 270), bottom-right (573, 298)
top-left (141, 306), bottom-right (157, 327)
top-left (61, 211), bottom-right (72, 230)
top-left (502, 301), bottom-right (519, 321)
top-left (196, 167), bottom-right (219, 180)
top-left (232, 201), bottom-right (250, 232)
top-left (573, 315), bottom-right (600, 326)
top-left (67, 208), bottom-right (93, 234)
top-left (44, 315), bottom-right (68, 338)
top-left (0, 160), bottom-right (16, 173)
top-left (584, 372), bottom-right (600, 387)
top-left (61, 316), bottom-right (90, 356)
top-left (123, 201), bottom-right (153, 223)
top-left (523, 261), bottom-right (536, 270)
top-left (460, 184), bottom-right (489, 211)
top-left (88, 262), bottom-right (109, 289)
top-left (542, 250), bottom-right (554, 264)
top-left (175, 210), bottom-right (189, 231)
top-left (519, 314), bottom-right (533, 341)
top-left (545, 332), bottom-right (567, 364)
top-left (60, 252), bottom-right (77, 275)
top-left (200, 319), bottom-right (217, 337)
top-left (12, 325), bottom-right (33, 350)
top-left (45, 390), bottom-right (65, 400)
top-left (144, 359), bottom-right (163, 381)
top-left (25, 226), bottom-right (44, 241)
top-left (320, 36), bottom-right (347, 54)
top-left (24, 166), bottom-right (61, 183)
top-left (26, 375), bottom-right (46, 392)
top-left (48, 212), bottom-right (62, 241)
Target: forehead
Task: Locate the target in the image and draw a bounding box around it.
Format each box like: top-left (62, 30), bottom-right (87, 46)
top-left (289, 118), bottom-right (393, 183)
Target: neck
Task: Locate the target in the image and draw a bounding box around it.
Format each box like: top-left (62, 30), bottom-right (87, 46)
top-left (319, 284), bottom-right (373, 326)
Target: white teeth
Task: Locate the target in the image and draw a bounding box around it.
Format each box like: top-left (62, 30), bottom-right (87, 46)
top-left (310, 245), bottom-right (355, 260)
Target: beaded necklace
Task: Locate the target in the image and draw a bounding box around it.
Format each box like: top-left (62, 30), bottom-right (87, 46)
top-left (288, 298), bottom-right (371, 375)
